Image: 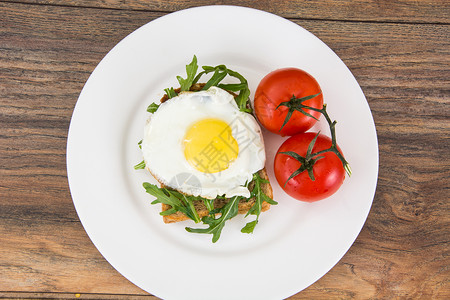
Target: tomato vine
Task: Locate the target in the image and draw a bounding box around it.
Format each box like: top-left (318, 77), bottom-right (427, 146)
top-left (278, 97), bottom-right (352, 183)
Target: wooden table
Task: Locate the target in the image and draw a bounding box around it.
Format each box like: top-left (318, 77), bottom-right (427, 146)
top-left (1, 1), bottom-right (449, 299)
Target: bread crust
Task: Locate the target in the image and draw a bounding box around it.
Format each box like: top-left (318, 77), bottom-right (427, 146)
top-left (153, 83), bottom-right (274, 223)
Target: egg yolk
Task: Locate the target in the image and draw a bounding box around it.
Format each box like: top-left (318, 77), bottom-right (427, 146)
top-left (183, 118), bottom-right (239, 173)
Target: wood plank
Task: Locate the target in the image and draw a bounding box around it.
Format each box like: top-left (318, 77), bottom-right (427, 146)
top-left (0, 2), bottom-right (162, 296)
top-left (0, 215), bottom-right (148, 294)
top-left (1, 1), bottom-right (449, 299)
top-left (2, 0), bottom-right (450, 24)
top-left (0, 292), bottom-right (159, 299)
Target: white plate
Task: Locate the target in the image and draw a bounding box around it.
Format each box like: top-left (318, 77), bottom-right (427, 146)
top-left (67, 5), bottom-right (378, 300)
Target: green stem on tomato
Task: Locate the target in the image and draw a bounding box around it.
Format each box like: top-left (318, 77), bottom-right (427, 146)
top-left (278, 96), bottom-right (352, 179)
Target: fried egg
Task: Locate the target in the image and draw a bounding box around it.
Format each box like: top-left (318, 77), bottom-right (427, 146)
top-left (141, 86), bottom-right (265, 199)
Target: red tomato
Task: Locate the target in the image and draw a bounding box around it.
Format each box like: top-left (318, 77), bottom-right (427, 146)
top-left (274, 132), bottom-right (345, 202)
top-left (254, 68), bottom-right (323, 136)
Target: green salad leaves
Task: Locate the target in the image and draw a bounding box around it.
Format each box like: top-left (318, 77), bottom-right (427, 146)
top-left (162, 55), bottom-right (252, 113)
top-left (143, 182), bottom-right (201, 223)
top-left (186, 195), bottom-right (241, 243)
top-left (143, 171), bottom-right (276, 243)
top-left (242, 172), bottom-right (278, 233)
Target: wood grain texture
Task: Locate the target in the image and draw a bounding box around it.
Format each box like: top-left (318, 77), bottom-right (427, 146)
top-left (2, 0), bottom-right (450, 23)
top-left (1, 0), bottom-right (449, 299)
top-left (0, 292), bottom-right (159, 299)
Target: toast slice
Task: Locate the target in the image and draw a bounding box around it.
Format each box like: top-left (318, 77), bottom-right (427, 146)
top-left (156, 83), bottom-right (274, 223)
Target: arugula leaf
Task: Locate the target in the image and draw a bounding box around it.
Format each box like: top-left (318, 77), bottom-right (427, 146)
top-left (241, 220), bottom-right (258, 234)
top-left (218, 83), bottom-right (248, 92)
top-left (170, 189), bottom-right (203, 223)
top-left (203, 198), bottom-right (215, 213)
top-left (134, 160), bottom-right (146, 170)
top-left (162, 56), bottom-right (251, 113)
top-left (164, 87), bottom-right (177, 99)
top-left (147, 103), bottom-right (160, 113)
top-left (177, 55), bottom-right (198, 92)
top-left (241, 172), bottom-right (278, 234)
top-left (202, 68), bottom-right (228, 90)
top-left (186, 196), bottom-right (241, 243)
top-left (225, 68), bottom-right (252, 112)
top-left (191, 64), bottom-right (252, 113)
top-left (143, 183), bottom-right (201, 223)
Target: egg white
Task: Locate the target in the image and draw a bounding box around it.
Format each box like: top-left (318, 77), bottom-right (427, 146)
top-left (141, 86), bottom-right (265, 199)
